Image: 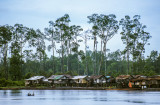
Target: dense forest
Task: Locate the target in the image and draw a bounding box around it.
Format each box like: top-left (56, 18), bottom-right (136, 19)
top-left (0, 14), bottom-right (160, 81)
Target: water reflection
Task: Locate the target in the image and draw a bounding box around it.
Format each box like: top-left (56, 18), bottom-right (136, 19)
top-left (0, 90), bottom-right (9, 98)
top-left (10, 90), bottom-right (22, 96)
top-left (37, 90), bottom-right (45, 95)
top-left (94, 97), bottom-right (108, 101)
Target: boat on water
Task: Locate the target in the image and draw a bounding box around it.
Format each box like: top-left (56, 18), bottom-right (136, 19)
top-left (28, 92), bottom-right (34, 96)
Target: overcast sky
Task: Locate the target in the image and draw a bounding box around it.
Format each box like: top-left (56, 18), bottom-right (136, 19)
top-left (0, 0), bottom-right (160, 57)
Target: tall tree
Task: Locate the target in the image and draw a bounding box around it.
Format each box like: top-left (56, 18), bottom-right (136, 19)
top-left (120, 15), bottom-right (151, 74)
top-left (119, 15), bottom-right (133, 74)
top-left (55, 14), bottom-right (70, 73)
top-left (88, 14), bottom-right (119, 75)
top-left (12, 24), bottom-right (29, 76)
top-left (87, 14), bottom-right (99, 75)
top-left (9, 24), bottom-right (28, 80)
top-left (79, 30), bottom-right (91, 75)
top-left (35, 29), bottom-right (46, 71)
top-left (69, 25), bottom-right (83, 74)
top-left (45, 21), bottom-right (58, 74)
top-left (0, 25), bottom-right (12, 79)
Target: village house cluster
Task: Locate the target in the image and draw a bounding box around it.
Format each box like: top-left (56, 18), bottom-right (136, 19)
top-left (25, 75), bottom-right (160, 89)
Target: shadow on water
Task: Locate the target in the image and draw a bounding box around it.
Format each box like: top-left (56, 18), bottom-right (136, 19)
top-left (125, 99), bottom-right (160, 104)
top-left (125, 100), bottom-right (145, 103)
top-left (94, 97), bottom-right (108, 101)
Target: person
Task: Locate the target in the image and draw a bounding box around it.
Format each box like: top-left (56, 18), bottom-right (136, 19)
top-left (28, 92), bottom-right (31, 96)
top-left (128, 81), bottom-right (132, 88)
top-left (28, 92), bottom-right (34, 96)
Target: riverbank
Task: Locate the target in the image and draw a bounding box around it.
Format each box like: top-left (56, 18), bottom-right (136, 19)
top-left (1, 86), bottom-right (160, 91)
top-left (0, 86), bottom-right (143, 90)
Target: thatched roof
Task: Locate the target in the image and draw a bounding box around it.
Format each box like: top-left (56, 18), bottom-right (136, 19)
top-left (116, 75), bottom-right (131, 80)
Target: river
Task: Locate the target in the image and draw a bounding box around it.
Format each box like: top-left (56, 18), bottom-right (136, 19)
top-left (0, 90), bottom-right (160, 105)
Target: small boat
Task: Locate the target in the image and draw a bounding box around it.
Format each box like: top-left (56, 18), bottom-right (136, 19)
top-left (28, 92), bottom-right (34, 96)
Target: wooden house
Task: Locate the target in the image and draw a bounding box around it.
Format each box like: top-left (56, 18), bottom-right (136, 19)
top-left (129, 75), bottom-right (147, 88)
top-left (48, 75), bottom-right (70, 86)
top-left (89, 75), bottom-right (107, 85)
top-left (72, 76), bottom-right (89, 84)
top-left (147, 75), bottom-right (160, 88)
top-left (71, 76), bottom-right (89, 87)
top-left (106, 76), bottom-right (115, 83)
top-left (116, 75), bottom-right (132, 88)
top-left (25, 76), bottom-right (45, 86)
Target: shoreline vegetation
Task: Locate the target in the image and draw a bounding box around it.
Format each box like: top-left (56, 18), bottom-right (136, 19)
top-left (0, 87), bottom-right (160, 91)
top-left (0, 87), bottom-right (138, 90)
top-left (0, 86), bottom-right (160, 91)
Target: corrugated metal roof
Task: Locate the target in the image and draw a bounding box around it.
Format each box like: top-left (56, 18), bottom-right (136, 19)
top-left (48, 75), bottom-right (55, 79)
top-left (26, 76), bottom-right (45, 80)
top-left (54, 75), bottom-right (64, 80)
top-left (43, 79), bottom-right (48, 82)
top-left (72, 76), bottom-right (87, 79)
top-left (106, 76), bottom-right (111, 78)
top-left (48, 75), bottom-right (65, 80)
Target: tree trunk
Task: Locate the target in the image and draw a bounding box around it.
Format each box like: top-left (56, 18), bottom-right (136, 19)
top-left (104, 41), bottom-right (107, 75)
top-left (93, 37), bottom-right (96, 75)
top-left (0, 48), bottom-right (1, 64)
top-left (85, 33), bottom-right (88, 75)
top-left (43, 54), bottom-right (45, 71)
top-left (20, 36), bottom-right (23, 79)
top-left (98, 39), bottom-right (103, 75)
top-left (3, 43), bottom-right (8, 80)
top-left (76, 36), bottom-right (79, 75)
top-left (52, 35), bottom-right (55, 74)
top-left (61, 40), bottom-right (64, 73)
top-left (67, 41), bottom-right (69, 72)
top-left (95, 40), bottom-right (97, 75)
top-left (127, 47), bottom-right (129, 75)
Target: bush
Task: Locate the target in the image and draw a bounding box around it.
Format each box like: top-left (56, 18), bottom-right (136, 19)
top-left (0, 78), bottom-right (24, 87)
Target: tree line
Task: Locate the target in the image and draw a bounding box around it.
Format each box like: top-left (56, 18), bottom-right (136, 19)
top-left (0, 13), bottom-right (159, 81)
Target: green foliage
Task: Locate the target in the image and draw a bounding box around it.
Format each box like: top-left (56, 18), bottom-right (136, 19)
top-left (10, 47), bottom-right (24, 81)
top-left (24, 72), bottom-right (33, 79)
top-left (0, 78), bottom-right (24, 87)
top-left (108, 71), bottom-right (121, 77)
top-left (141, 70), bottom-right (156, 76)
top-left (65, 71), bottom-right (78, 76)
